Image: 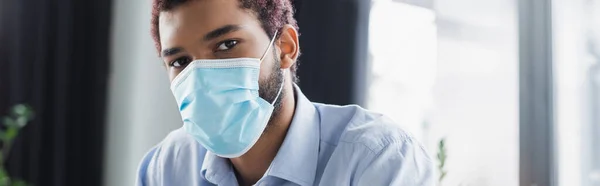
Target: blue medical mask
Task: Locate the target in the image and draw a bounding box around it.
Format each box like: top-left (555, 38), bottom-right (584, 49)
top-left (170, 31), bottom-right (284, 158)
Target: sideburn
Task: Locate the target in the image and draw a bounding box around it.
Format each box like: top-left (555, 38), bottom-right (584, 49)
top-left (258, 48), bottom-right (285, 132)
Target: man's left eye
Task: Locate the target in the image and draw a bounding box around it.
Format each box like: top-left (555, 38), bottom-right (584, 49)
top-left (217, 40), bottom-right (238, 51)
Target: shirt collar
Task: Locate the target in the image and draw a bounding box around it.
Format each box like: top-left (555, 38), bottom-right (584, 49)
top-left (264, 84), bottom-right (320, 186)
top-left (201, 84), bottom-right (321, 186)
top-left (201, 151), bottom-right (236, 185)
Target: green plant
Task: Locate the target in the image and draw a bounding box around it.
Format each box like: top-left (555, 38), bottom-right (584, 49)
top-left (437, 138), bottom-right (448, 185)
top-left (0, 104), bottom-right (34, 186)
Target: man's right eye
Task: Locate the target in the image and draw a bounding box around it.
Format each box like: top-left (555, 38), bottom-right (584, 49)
top-left (169, 57), bottom-right (191, 68)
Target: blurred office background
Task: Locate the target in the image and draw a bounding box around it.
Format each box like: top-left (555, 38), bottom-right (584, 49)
top-left (0, 0), bottom-right (598, 186)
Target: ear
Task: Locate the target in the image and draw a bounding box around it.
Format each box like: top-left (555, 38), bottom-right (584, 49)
top-left (276, 25), bottom-right (300, 70)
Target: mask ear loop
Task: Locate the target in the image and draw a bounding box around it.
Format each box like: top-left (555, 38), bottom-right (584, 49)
top-left (259, 30), bottom-right (279, 62)
top-left (258, 30), bottom-right (285, 105)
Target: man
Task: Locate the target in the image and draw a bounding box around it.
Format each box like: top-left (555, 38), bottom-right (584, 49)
top-left (136, 0), bottom-right (434, 185)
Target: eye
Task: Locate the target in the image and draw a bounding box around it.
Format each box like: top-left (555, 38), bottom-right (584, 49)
top-left (169, 57), bottom-right (191, 68)
top-left (216, 40), bottom-right (238, 51)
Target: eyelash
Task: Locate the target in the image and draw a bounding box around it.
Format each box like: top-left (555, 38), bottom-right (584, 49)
top-left (167, 39), bottom-right (240, 68)
top-left (216, 39), bottom-right (239, 51)
top-left (169, 56), bottom-right (191, 68)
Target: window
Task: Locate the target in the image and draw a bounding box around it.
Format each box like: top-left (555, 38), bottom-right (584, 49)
top-left (368, 0), bottom-right (519, 185)
top-left (554, 0), bottom-right (600, 185)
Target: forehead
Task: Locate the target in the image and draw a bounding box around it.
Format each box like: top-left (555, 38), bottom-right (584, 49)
top-left (158, 0), bottom-right (262, 47)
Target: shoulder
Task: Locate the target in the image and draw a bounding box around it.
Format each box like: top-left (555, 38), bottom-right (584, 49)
top-left (145, 127), bottom-right (205, 161)
top-left (314, 104), bottom-right (434, 185)
top-left (315, 103), bottom-right (417, 152)
top-left (159, 127), bottom-right (202, 151)
top-left (136, 128), bottom-right (207, 185)
top-left (343, 108), bottom-right (415, 153)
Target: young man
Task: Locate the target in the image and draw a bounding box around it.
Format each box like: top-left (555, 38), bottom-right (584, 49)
top-left (136, 0), bottom-right (434, 185)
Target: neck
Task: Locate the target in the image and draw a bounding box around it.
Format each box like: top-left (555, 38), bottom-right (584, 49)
top-left (230, 81), bottom-right (295, 186)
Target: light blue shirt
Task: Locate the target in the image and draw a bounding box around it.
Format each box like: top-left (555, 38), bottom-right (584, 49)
top-left (136, 85), bottom-right (434, 186)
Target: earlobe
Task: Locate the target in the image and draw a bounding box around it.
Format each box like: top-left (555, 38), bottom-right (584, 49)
top-left (277, 25), bottom-right (300, 70)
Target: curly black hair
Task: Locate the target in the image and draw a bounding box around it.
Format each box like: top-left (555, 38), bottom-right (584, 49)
top-left (151, 0), bottom-right (298, 54)
top-left (151, 0), bottom-right (299, 81)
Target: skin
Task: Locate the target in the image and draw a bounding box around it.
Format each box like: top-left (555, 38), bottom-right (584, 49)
top-left (158, 0), bottom-right (300, 185)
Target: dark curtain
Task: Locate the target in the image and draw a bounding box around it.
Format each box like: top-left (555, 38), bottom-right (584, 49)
top-left (0, 0), bottom-right (112, 185)
top-left (293, 0), bottom-right (371, 106)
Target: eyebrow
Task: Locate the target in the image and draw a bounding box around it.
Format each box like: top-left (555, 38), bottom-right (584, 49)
top-left (161, 47), bottom-right (183, 57)
top-left (203, 24), bottom-right (242, 41)
top-left (160, 24), bottom-right (242, 57)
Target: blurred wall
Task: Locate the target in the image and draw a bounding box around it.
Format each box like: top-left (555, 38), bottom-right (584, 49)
top-left (103, 0), bottom-right (182, 185)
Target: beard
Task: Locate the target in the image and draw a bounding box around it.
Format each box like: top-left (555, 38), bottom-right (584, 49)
top-left (257, 49), bottom-right (285, 130)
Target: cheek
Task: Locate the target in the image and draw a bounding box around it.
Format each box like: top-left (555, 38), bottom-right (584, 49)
top-left (258, 58), bottom-right (276, 82)
top-left (168, 68), bottom-right (180, 83)
top-left (258, 66), bottom-right (270, 84)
